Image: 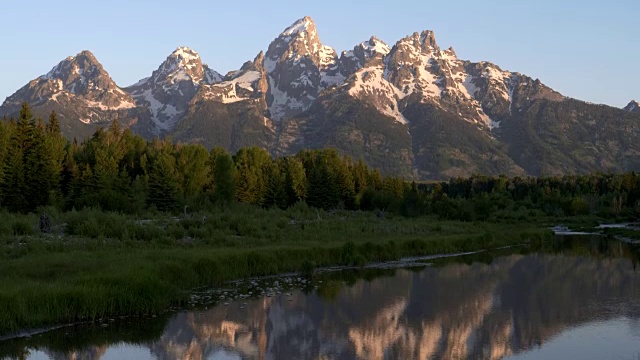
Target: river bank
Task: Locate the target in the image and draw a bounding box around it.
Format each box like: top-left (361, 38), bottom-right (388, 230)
top-left (0, 204), bottom-right (561, 336)
top-left (3, 233), bottom-right (640, 360)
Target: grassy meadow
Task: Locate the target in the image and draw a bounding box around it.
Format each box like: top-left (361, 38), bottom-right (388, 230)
top-left (0, 203), bottom-right (555, 336)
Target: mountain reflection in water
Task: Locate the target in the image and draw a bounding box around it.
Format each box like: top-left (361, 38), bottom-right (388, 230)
top-left (4, 235), bottom-right (640, 360)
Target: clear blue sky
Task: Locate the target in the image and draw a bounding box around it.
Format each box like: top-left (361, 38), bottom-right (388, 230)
top-left (0, 0), bottom-right (637, 107)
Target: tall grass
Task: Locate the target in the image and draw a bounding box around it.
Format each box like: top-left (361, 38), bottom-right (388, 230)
top-left (0, 204), bottom-right (554, 335)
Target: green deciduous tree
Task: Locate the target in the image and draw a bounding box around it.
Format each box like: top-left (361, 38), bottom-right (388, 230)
top-left (175, 144), bottom-right (210, 196)
top-left (234, 147), bottom-right (271, 205)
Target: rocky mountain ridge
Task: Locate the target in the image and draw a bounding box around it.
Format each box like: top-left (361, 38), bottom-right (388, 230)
top-left (2, 16), bottom-right (639, 179)
top-left (624, 100), bottom-right (639, 113)
top-left (125, 47), bottom-right (222, 134)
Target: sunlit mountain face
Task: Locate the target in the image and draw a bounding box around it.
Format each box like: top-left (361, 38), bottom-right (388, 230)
top-left (3, 16), bottom-right (640, 179)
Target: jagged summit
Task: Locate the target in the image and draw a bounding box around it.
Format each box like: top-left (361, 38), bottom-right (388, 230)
top-left (172, 46), bottom-right (199, 59)
top-left (347, 36), bottom-right (391, 63)
top-left (280, 16), bottom-right (316, 39)
top-left (0, 50), bottom-right (135, 124)
top-left (39, 50), bottom-right (110, 92)
top-left (126, 47), bottom-right (223, 134)
top-left (128, 47), bottom-right (221, 88)
top-left (151, 47), bottom-right (205, 85)
top-left (357, 36), bottom-right (391, 60)
top-left (419, 30), bottom-right (438, 49)
top-left (391, 30), bottom-right (441, 57)
top-left (624, 100), bottom-right (639, 113)
top-left (264, 16), bottom-right (341, 120)
top-left (266, 16), bottom-right (335, 69)
top-left (363, 36), bottom-right (391, 53)
top-left (2, 16), bottom-right (637, 181)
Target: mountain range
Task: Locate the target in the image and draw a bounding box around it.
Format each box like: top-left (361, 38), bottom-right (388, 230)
top-left (2, 16), bottom-right (639, 180)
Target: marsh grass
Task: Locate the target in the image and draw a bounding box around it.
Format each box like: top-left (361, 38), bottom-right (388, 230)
top-left (0, 203), bottom-right (554, 335)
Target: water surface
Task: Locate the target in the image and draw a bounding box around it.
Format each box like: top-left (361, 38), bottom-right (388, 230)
top-left (3, 235), bottom-right (640, 360)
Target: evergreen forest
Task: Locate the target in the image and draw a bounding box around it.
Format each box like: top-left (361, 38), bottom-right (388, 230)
top-left (1, 103), bottom-right (640, 220)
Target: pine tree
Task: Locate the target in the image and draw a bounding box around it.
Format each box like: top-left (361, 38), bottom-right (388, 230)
top-left (263, 162), bottom-right (287, 209)
top-left (45, 111), bottom-right (67, 201)
top-left (61, 141), bottom-right (80, 202)
top-left (0, 120), bottom-right (14, 190)
top-left (206, 147), bottom-right (227, 193)
top-left (73, 165), bottom-right (95, 209)
top-left (118, 130), bottom-right (147, 181)
top-left (332, 157), bottom-right (356, 209)
top-left (0, 138), bottom-right (26, 211)
top-left (147, 152), bottom-right (180, 211)
top-left (108, 118), bottom-right (120, 137)
top-left (24, 122), bottom-right (54, 210)
top-left (213, 152), bottom-right (236, 204)
top-left (93, 145), bottom-right (119, 190)
top-left (0, 103), bottom-right (34, 212)
top-left (46, 111), bottom-right (61, 133)
top-left (282, 157), bottom-right (306, 206)
top-left (306, 157), bottom-right (340, 210)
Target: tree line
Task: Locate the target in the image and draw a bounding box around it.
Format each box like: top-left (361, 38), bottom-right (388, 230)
top-left (1, 103), bottom-right (640, 220)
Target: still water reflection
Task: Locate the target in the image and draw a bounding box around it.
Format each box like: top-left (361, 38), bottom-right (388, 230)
top-left (3, 235), bottom-right (640, 360)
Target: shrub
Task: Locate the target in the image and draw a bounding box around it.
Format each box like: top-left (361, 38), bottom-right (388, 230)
top-left (12, 219), bottom-right (34, 236)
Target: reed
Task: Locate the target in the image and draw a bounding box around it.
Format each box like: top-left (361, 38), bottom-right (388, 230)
top-left (0, 204), bottom-right (554, 335)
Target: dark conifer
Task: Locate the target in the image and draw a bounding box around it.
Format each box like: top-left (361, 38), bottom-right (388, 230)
top-left (213, 152), bottom-right (236, 204)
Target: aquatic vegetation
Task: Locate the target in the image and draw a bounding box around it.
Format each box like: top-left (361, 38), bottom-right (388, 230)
top-left (0, 205), bottom-right (554, 335)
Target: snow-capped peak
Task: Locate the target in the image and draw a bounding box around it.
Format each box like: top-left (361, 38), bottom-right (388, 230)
top-left (172, 46), bottom-right (200, 61)
top-left (33, 50), bottom-right (125, 100)
top-left (154, 46), bottom-right (204, 82)
top-left (41, 50), bottom-right (101, 81)
top-left (419, 30), bottom-right (438, 49)
top-left (266, 16), bottom-right (337, 71)
top-left (280, 16), bottom-right (316, 39)
top-left (126, 46), bottom-right (221, 134)
top-left (1, 49), bottom-right (136, 123)
top-left (360, 36), bottom-right (391, 57)
top-left (264, 16), bottom-right (342, 121)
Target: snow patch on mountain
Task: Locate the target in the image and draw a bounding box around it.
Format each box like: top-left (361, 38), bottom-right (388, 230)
top-left (318, 45), bottom-right (338, 68)
top-left (263, 16), bottom-right (340, 121)
top-left (362, 39), bottom-right (391, 56)
top-left (268, 76), bottom-right (306, 120)
top-left (461, 75), bottom-right (478, 99)
top-left (202, 70), bottom-right (262, 104)
top-left (1, 16), bottom-right (569, 142)
top-left (135, 89), bottom-right (181, 131)
top-left (231, 71), bottom-right (260, 91)
top-left (347, 66), bottom-right (407, 124)
top-left (204, 66), bottom-right (223, 84)
top-left (480, 64), bottom-right (511, 101)
top-left (126, 46), bottom-right (226, 133)
top-left (173, 47), bottom-right (200, 65)
top-left (85, 99), bottom-right (136, 111)
top-left (343, 30), bottom-right (525, 129)
top-left (281, 16), bottom-right (314, 39)
top-left (263, 57), bottom-right (277, 73)
top-left (320, 72), bottom-right (346, 88)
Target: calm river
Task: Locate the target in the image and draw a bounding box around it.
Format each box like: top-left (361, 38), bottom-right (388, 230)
top-left (2, 235), bottom-right (640, 359)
